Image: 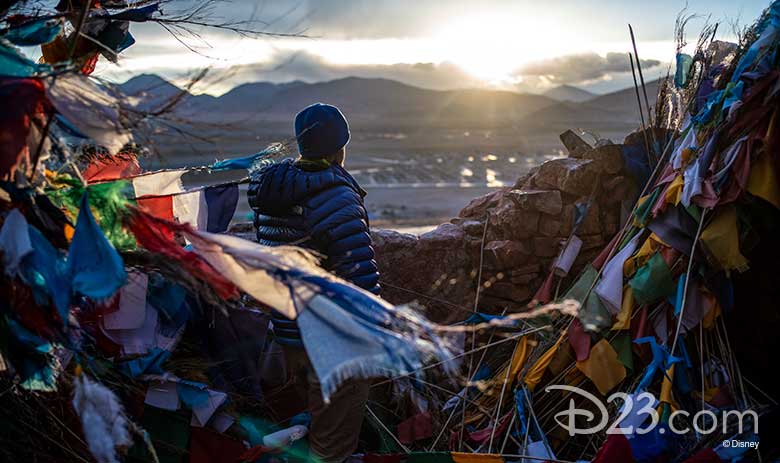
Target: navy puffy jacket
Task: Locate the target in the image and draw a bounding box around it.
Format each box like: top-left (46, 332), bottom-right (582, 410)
top-left (247, 159), bottom-right (380, 345)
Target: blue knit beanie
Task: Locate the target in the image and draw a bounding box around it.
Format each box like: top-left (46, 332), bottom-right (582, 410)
top-left (294, 103), bottom-right (350, 159)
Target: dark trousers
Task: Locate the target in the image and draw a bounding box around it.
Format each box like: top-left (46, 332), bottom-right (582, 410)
top-left (282, 344), bottom-right (370, 463)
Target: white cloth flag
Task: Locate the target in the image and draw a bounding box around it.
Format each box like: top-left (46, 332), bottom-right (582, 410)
top-left (102, 271), bottom-right (148, 330)
top-left (172, 190), bottom-right (208, 231)
top-left (0, 209), bottom-right (33, 277)
top-left (181, 229), bottom-right (331, 319)
top-left (131, 170), bottom-right (185, 197)
top-left (595, 234), bottom-right (641, 315)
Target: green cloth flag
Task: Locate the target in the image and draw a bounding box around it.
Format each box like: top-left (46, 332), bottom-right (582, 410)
top-left (629, 253), bottom-right (676, 305)
top-left (565, 265), bottom-right (612, 333)
top-left (47, 179), bottom-right (137, 250)
top-left (609, 331), bottom-right (635, 375)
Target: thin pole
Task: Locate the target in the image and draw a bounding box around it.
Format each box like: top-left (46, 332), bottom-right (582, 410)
top-left (365, 405), bottom-right (410, 453)
top-left (629, 53), bottom-right (654, 165)
top-left (629, 24), bottom-right (655, 129)
top-left (488, 341), bottom-right (519, 452)
top-left (458, 217), bottom-right (489, 450)
top-left (670, 209), bottom-right (707, 354)
top-left (498, 410), bottom-right (516, 454)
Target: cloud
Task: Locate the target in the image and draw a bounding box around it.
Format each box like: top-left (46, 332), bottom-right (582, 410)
top-left (514, 52), bottom-right (662, 86)
top-left (196, 50), bottom-right (482, 94)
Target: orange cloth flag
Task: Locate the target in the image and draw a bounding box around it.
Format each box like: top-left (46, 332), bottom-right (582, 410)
top-left (576, 339), bottom-right (626, 395)
top-left (451, 453), bottom-right (504, 463)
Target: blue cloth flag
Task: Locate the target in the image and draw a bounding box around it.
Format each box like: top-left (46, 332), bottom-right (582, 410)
top-left (205, 183), bottom-right (239, 233)
top-left (68, 193), bottom-right (127, 301)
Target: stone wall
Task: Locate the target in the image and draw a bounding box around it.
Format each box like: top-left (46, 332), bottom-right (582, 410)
top-left (373, 131), bottom-right (638, 323)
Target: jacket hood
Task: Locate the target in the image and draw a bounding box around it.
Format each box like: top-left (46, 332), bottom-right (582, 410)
top-left (248, 159), bottom-right (364, 214)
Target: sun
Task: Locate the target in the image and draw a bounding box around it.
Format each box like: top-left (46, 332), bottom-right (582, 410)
top-left (433, 13), bottom-right (531, 84)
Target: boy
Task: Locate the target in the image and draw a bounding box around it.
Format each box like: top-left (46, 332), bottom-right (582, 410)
top-left (248, 103), bottom-right (379, 462)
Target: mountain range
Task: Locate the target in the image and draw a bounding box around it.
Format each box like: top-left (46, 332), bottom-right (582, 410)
top-left (120, 74), bottom-right (660, 155)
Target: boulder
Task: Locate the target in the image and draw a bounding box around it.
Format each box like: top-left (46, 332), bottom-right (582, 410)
top-left (509, 263), bottom-right (541, 276)
top-left (419, 223), bottom-right (466, 249)
top-left (459, 187), bottom-right (509, 218)
top-left (559, 129), bottom-right (592, 158)
top-left (577, 201), bottom-right (601, 235)
top-left (488, 202), bottom-right (539, 240)
top-left (602, 176), bottom-right (636, 204)
top-left (371, 228), bottom-right (418, 251)
top-left (538, 214), bottom-right (563, 237)
top-left (531, 158), bottom-right (598, 196)
top-left (483, 282), bottom-right (533, 303)
top-left (505, 189), bottom-right (563, 215)
top-left (460, 219), bottom-right (486, 237)
top-left (483, 240), bottom-right (531, 270)
top-left (533, 236), bottom-right (563, 257)
top-left (581, 144), bottom-right (624, 174)
top-left (510, 272), bottom-right (538, 285)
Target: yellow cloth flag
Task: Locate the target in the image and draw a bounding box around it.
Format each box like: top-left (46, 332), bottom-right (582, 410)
top-left (451, 452), bottom-right (504, 463)
top-left (524, 334), bottom-right (565, 391)
top-left (700, 205), bottom-right (750, 274)
top-left (611, 285), bottom-right (633, 330)
top-left (576, 339), bottom-right (626, 395)
top-left (624, 233), bottom-right (666, 277)
top-left (665, 175), bottom-right (685, 206)
top-left (747, 150), bottom-right (780, 208)
top-left (476, 336), bottom-right (531, 395)
top-left (657, 364), bottom-right (678, 413)
top-left (509, 336), bottom-right (531, 383)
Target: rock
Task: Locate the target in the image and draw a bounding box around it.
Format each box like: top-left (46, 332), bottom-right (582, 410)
top-left (373, 226), bottom-right (474, 324)
top-left (601, 207), bottom-right (620, 236)
top-left (559, 199), bottom-right (600, 236)
top-left (538, 214), bottom-right (563, 237)
top-left (580, 233), bottom-right (605, 250)
top-left (488, 202), bottom-right (539, 240)
top-left (603, 176), bottom-right (636, 204)
top-left (419, 223), bottom-right (465, 249)
top-left (509, 263), bottom-right (540, 276)
top-left (512, 171), bottom-right (534, 190)
top-left (624, 127), bottom-right (676, 148)
top-left (483, 240), bottom-right (531, 270)
top-left (533, 237), bottom-right (563, 257)
top-left (371, 228), bottom-right (418, 250)
top-left (510, 272), bottom-right (538, 285)
top-left (559, 129), bottom-right (592, 158)
top-left (506, 189), bottom-right (563, 215)
top-left (461, 220), bottom-right (486, 236)
top-left (483, 282), bottom-right (533, 303)
top-left (577, 201), bottom-right (601, 235)
top-left (459, 187), bottom-right (509, 218)
top-left (581, 144), bottom-right (624, 175)
top-left (531, 158), bottom-right (598, 196)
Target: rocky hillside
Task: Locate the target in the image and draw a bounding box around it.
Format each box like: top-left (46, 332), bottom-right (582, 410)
top-left (372, 130), bottom-right (641, 323)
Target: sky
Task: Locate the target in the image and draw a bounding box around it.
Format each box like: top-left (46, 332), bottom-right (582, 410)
top-left (98, 0), bottom-right (770, 95)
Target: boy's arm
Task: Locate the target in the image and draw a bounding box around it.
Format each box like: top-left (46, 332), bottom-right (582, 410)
top-left (309, 189), bottom-right (380, 294)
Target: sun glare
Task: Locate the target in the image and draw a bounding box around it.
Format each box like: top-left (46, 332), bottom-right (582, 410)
top-left (434, 13), bottom-right (533, 83)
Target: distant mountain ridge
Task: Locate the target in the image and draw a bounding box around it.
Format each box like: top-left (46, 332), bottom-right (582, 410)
top-left (118, 74), bottom-right (657, 133)
top-left (541, 84), bottom-right (597, 103)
